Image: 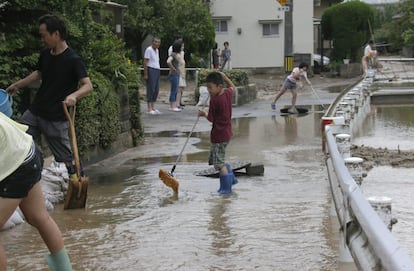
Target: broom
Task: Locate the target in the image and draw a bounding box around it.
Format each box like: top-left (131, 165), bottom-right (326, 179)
top-left (159, 110), bottom-right (202, 194)
top-left (309, 84), bottom-right (327, 111)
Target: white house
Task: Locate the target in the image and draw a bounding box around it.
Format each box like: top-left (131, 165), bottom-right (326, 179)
top-left (209, 0), bottom-right (314, 70)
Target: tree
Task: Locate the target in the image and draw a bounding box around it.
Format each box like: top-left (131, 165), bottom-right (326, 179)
top-left (0, 0), bottom-right (141, 152)
top-left (385, 0), bottom-right (414, 52)
top-left (117, 0), bottom-right (215, 67)
top-left (321, 1), bottom-right (375, 62)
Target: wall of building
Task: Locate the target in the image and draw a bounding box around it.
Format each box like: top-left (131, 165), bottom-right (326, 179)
top-left (292, 0), bottom-right (314, 66)
top-left (210, 0), bottom-right (314, 69)
top-left (210, 0), bottom-right (285, 69)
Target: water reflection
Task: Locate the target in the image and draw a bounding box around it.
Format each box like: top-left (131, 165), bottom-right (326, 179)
top-left (353, 105), bottom-right (414, 150)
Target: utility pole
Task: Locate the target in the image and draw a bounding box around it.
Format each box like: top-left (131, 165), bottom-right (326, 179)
top-left (284, 0), bottom-right (293, 73)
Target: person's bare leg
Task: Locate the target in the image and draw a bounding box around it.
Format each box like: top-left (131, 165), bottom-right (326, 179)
top-left (176, 88), bottom-right (183, 106)
top-left (273, 87), bottom-right (287, 104)
top-left (0, 198), bottom-right (21, 271)
top-left (289, 89), bottom-right (298, 113)
top-left (219, 165), bottom-right (228, 175)
top-left (19, 183), bottom-right (64, 253)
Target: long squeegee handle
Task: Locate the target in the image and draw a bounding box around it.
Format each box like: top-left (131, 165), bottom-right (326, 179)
top-left (170, 114), bottom-right (201, 174)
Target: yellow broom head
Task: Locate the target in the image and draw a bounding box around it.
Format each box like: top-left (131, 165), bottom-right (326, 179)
top-left (159, 169), bottom-right (179, 194)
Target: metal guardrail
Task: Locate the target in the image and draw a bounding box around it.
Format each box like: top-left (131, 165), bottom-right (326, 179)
top-left (323, 70), bottom-right (414, 270)
top-left (325, 126), bottom-right (414, 270)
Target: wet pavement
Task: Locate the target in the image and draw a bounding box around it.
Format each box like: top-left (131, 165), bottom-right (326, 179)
top-left (3, 60), bottom-right (414, 271)
top-left (0, 74), bottom-right (366, 270)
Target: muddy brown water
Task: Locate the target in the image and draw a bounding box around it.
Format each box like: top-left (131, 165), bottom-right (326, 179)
top-left (1, 111), bottom-right (354, 271)
top-left (3, 100), bottom-right (414, 270)
top-left (352, 104), bottom-right (414, 261)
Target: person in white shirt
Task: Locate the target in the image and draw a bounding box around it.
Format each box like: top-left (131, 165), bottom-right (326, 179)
top-left (364, 40), bottom-right (374, 57)
top-left (0, 112), bottom-right (72, 271)
top-left (362, 40), bottom-right (377, 74)
top-left (143, 37), bottom-right (161, 115)
top-left (271, 62), bottom-right (311, 113)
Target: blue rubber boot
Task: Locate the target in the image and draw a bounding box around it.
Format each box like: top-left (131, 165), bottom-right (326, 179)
top-left (218, 173), bottom-right (233, 194)
top-left (225, 163), bottom-right (238, 185)
top-left (45, 248), bottom-right (72, 271)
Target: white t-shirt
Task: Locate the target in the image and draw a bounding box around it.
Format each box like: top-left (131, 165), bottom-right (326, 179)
top-left (144, 46), bottom-right (160, 69)
top-left (364, 44), bottom-right (372, 57)
top-left (0, 112), bottom-right (33, 181)
top-left (287, 67), bottom-right (308, 82)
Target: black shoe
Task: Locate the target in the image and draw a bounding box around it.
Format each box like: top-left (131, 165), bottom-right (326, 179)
top-left (179, 103), bottom-right (185, 107)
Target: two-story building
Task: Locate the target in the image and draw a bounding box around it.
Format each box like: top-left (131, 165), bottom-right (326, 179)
top-left (209, 0), bottom-right (314, 71)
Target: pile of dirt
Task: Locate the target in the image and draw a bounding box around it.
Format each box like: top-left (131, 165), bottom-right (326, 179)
top-left (351, 145), bottom-right (414, 172)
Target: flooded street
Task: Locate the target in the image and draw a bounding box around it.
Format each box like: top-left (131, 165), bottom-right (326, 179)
top-left (352, 104), bottom-right (414, 261)
top-left (1, 110), bottom-right (349, 271)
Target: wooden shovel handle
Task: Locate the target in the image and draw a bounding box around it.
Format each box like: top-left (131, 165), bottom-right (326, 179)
top-left (62, 102), bottom-right (81, 178)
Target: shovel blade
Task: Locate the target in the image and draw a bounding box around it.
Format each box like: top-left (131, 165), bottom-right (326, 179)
top-left (64, 176), bottom-right (89, 210)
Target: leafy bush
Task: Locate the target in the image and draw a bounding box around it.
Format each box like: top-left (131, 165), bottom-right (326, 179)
top-left (321, 1), bottom-right (374, 62)
top-left (0, 1), bottom-right (143, 154)
top-left (198, 69), bottom-right (249, 87)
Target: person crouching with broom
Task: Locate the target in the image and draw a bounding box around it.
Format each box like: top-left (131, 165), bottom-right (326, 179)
top-left (197, 72), bottom-right (238, 194)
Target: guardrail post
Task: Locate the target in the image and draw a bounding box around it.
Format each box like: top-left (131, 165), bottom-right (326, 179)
top-left (344, 157), bottom-right (364, 186)
top-left (335, 133), bottom-right (351, 159)
top-left (339, 235), bottom-right (354, 263)
top-left (368, 196), bottom-right (398, 231)
top-left (337, 102), bottom-right (351, 124)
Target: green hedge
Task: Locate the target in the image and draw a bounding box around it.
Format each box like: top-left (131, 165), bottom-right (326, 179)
top-left (197, 69), bottom-right (249, 87)
top-left (195, 69), bottom-right (249, 101)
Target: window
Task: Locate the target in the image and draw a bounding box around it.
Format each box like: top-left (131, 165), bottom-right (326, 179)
top-left (214, 20), bottom-right (228, 33)
top-left (262, 23), bottom-right (279, 36)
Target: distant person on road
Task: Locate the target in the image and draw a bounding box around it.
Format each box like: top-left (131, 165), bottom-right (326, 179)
top-left (362, 40), bottom-right (377, 75)
top-left (143, 37), bottom-right (161, 115)
top-left (166, 40), bottom-right (183, 112)
top-left (271, 62), bottom-right (311, 114)
top-left (212, 42), bottom-right (220, 69)
top-left (198, 72), bottom-right (238, 194)
top-left (168, 34), bottom-right (183, 57)
top-left (220, 41), bottom-right (231, 71)
top-left (177, 42), bottom-right (186, 108)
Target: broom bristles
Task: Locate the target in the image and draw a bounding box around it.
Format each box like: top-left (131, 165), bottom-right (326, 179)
top-left (159, 169), bottom-right (179, 194)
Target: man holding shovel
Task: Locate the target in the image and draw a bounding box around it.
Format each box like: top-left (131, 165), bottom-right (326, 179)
top-left (6, 14), bottom-right (93, 183)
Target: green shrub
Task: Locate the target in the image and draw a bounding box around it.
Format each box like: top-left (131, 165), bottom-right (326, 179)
top-left (197, 69), bottom-right (249, 87)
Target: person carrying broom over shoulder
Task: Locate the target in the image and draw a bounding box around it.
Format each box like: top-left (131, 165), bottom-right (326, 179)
top-left (197, 72), bottom-right (238, 194)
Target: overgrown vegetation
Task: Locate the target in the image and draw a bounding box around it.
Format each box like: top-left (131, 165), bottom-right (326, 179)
top-left (113, 0), bottom-right (215, 67)
top-left (322, 1), bottom-right (375, 63)
top-left (198, 69), bottom-right (249, 87)
top-left (0, 0), bottom-right (142, 155)
top-left (382, 1), bottom-right (414, 53)
top-left (195, 69), bottom-right (249, 100)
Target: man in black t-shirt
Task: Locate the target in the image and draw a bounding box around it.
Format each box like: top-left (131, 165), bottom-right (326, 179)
top-left (6, 15), bottom-right (93, 182)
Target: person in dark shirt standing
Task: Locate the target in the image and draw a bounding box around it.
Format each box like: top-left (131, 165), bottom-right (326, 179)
top-left (6, 14), bottom-right (93, 182)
